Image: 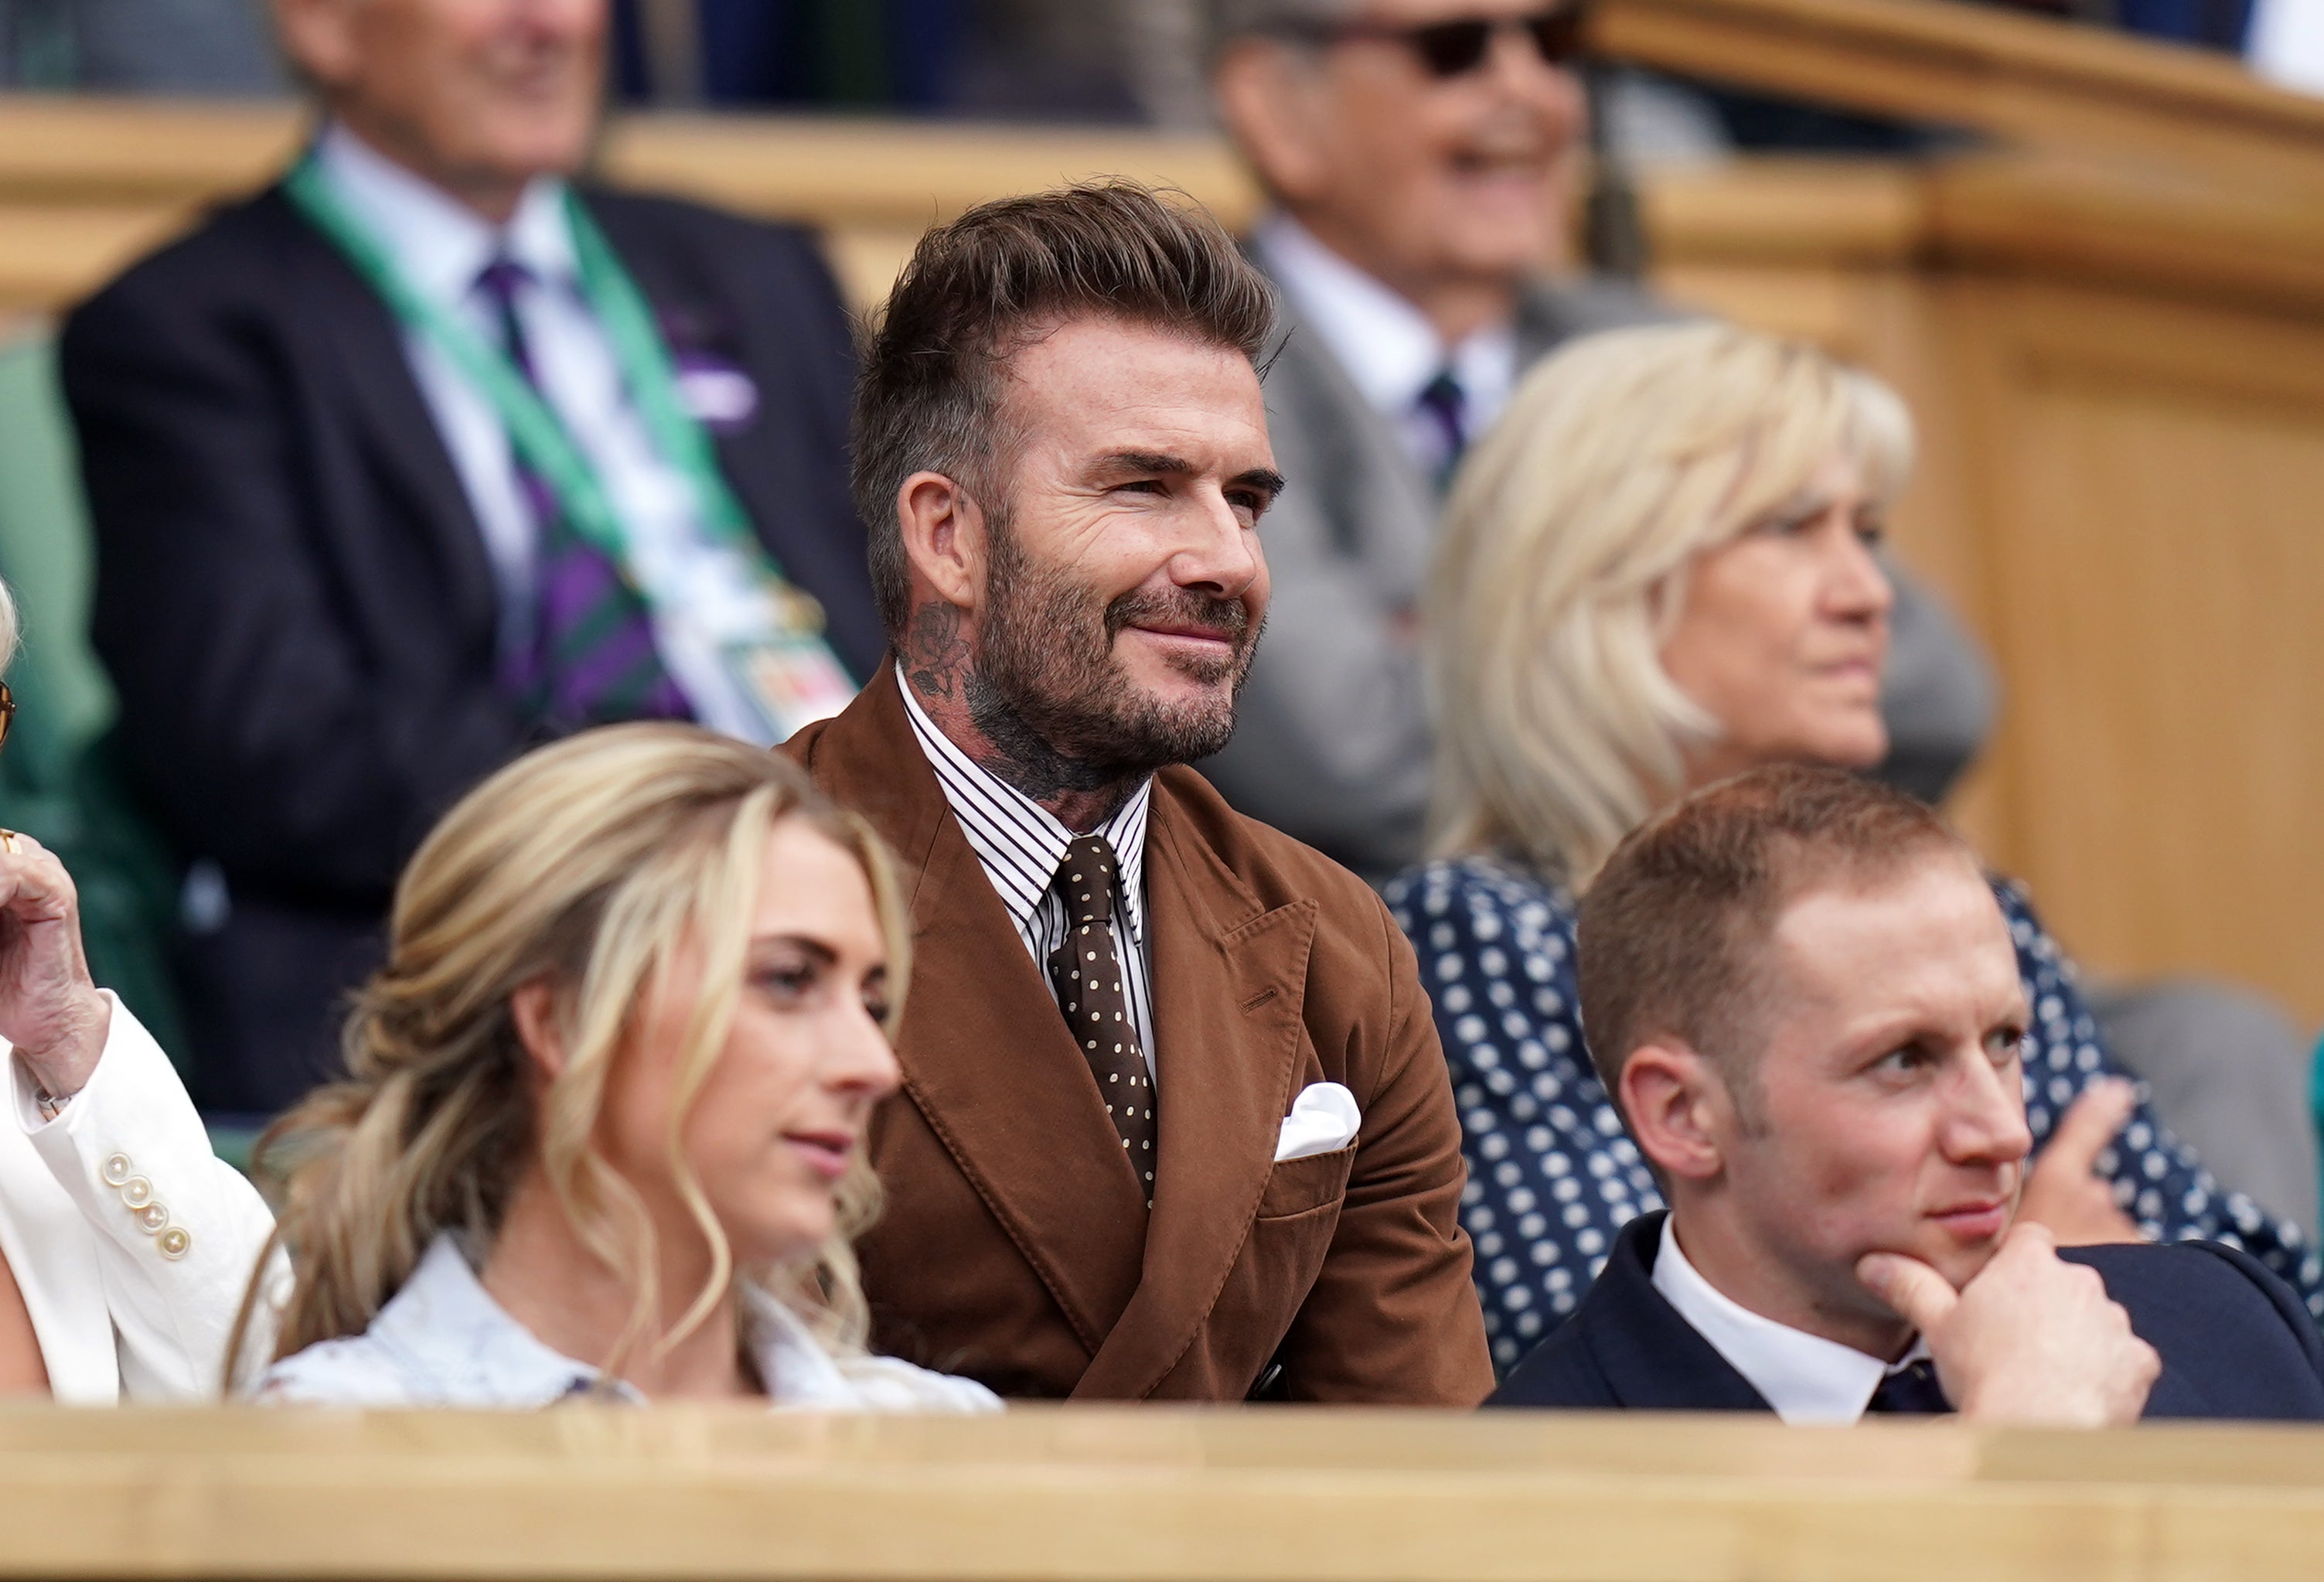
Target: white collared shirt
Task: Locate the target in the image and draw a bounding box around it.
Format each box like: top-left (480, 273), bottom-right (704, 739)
top-left (1252, 211), bottom-right (1518, 479)
top-left (1651, 1215), bottom-right (1936, 1424)
top-left (312, 124), bottom-right (777, 742)
top-left (257, 1235), bottom-right (1001, 1412)
top-left (898, 667), bottom-right (1159, 1079)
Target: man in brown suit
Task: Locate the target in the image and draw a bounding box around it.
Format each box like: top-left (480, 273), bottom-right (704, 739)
top-left (785, 183), bottom-right (1492, 1403)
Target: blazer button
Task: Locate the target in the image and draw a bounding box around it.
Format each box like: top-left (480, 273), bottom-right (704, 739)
top-left (156, 1226), bottom-right (191, 1261)
top-left (135, 1202), bottom-right (169, 1234)
top-left (121, 1176), bottom-right (153, 1209)
top-left (102, 1154), bottom-right (133, 1186)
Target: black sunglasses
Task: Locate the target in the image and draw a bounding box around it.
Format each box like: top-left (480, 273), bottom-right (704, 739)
top-left (1278, 5), bottom-right (1588, 79)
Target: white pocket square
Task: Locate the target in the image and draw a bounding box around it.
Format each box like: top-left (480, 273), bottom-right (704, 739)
top-left (1274, 1082), bottom-right (1361, 1163)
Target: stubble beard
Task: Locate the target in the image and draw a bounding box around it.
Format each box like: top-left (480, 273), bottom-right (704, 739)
top-left (966, 510), bottom-right (1262, 800)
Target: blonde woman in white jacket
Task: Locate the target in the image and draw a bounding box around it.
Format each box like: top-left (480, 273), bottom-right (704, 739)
top-left (0, 579), bottom-right (277, 1403)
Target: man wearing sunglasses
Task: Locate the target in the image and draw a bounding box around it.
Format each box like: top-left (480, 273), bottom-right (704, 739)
top-left (1199, 0), bottom-right (1998, 885)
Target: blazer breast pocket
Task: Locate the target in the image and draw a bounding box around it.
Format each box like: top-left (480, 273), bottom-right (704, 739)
top-left (1256, 1140), bottom-right (1357, 1222)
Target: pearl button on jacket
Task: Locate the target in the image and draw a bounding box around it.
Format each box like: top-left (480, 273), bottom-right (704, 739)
top-left (0, 993), bottom-right (278, 1403)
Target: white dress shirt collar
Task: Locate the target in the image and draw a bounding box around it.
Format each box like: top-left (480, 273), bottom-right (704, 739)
top-left (1651, 1214), bottom-right (1930, 1425)
top-left (896, 664), bottom-right (1151, 949)
top-left (895, 667), bottom-right (1159, 1079)
top-left (1252, 210), bottom-right (1519, 442)
top-left (314, 121), bottom-right (577, 309)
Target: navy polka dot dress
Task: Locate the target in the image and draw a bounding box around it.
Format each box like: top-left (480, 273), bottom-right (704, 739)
top-left (1385, 854), bottom-right (2324, 1377)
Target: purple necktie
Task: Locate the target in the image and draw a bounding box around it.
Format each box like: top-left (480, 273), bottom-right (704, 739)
top-left (472, 256), bottom-right (692, 730)
top-left (1416, 367), bottom-right (1468, 492)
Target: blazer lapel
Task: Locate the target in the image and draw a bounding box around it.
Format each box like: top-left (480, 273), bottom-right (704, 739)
top-left (806, 670), bottom-right (1147, 1352)
top-left (1254, 268), bottom-right (1438, 598)
top-left (265, 187), bottom-right (500, 640)
top-left (1072, 775), bottom-right (1319, 1400)
top-left (1583, 1212), bottom-right (1776, 1413)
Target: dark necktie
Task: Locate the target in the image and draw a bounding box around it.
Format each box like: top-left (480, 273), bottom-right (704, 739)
top-left (1866, 1356), bottom-right (1951, 1416)
top-left (472, 255), bottom-right (693, 730)
top-left (1046, 835), bottom-right (1155, 1209)
top-left (1415, 366), bottom-right (1468, 490)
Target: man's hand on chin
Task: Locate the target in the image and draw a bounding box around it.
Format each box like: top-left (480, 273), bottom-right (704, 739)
top-left (1857, 1222), bottom-right (2159, 1427)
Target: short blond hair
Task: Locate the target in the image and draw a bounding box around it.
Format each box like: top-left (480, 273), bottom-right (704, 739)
top-left (237, 725), bottom-right (908, 1380)
top-left (1426, 321), bottom-right (1914, 885)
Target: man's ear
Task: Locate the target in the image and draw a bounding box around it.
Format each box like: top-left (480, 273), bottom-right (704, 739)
top-left (1212, 39), bottom-right (1333, 207)
top-left (509, 978), bottom-right (570, 1085)
top-left (895, 470), bottom-right (987, 616)
top-left (271, 0), bottom-right (359, 89)
top-left (1620, 1042), bottom-right (1727, 1183)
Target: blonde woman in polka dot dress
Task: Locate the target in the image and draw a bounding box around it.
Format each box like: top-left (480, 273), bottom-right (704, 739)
top-left (1386, 322), bottom-right (2322, 1376)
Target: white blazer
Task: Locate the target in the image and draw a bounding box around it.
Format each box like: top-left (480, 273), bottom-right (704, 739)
top-left (0, 994), bottom-right (277, 1403)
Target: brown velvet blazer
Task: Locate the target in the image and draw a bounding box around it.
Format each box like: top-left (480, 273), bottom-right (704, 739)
top-left (785, 667), bottom-right (1493, 1403)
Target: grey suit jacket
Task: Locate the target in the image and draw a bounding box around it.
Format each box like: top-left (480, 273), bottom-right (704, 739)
top-left (1201, 268), bottom-right (1995, 882)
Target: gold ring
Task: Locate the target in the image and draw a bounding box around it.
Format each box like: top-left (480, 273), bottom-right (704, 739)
top-left (1, 830), bottom-right (22, 857)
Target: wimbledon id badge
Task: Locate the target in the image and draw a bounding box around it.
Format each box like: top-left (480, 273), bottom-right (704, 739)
top-left (720, 584), bottom-right (856, 742)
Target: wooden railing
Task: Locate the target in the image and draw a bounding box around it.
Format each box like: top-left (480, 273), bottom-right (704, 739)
top-left (1593, 0), bottom-right (2324, 193)
top-left (0, 96), bottom-right (1259, 315)
top-left (4, 1406), bottom-right (2324, 1580)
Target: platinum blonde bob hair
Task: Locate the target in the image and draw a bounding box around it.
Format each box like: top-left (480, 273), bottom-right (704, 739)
top-left (1427, 320), bottom-right (1914, 886)
top-left (234, 724), bottom-right (908, 1381)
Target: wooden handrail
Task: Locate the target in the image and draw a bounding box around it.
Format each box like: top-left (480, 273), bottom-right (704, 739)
top-left (0, 97), bottom-right (1259, 223)
top-left (1630, 153), bottom-right (2324, 316)
top-left (1592, 0), bottom-right (2324, 192)
top-left (8, 100), bottom-right (2324, 322)
top-left (5, 1406), bottom-right (2324, 1580)
top-left (598, 114), bottom-right (1259, 231)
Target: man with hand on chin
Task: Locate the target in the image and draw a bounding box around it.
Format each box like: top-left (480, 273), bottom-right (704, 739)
top-left (1491, 764), bottom-right (2324, 1423)
top-left (785, 182), bottom-right (1492, 1403)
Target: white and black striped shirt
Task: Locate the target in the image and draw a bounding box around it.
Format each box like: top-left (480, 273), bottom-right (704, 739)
top-left (898, 667), bottom-right (1157, 1079)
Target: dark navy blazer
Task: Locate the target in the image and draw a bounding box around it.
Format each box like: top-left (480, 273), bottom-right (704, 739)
top-left (62, 184), bottom-right (879, 1112)
top-left (1490, 1211), bottom-right (2324, 1421)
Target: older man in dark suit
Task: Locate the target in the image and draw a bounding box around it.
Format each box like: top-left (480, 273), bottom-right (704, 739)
top-left (1491, 765), bottom-right (2324, 1423)
top-left (61, 0), bottom-right (878, 1113)
top-left (785, 182), bottom-right (1492, 1403)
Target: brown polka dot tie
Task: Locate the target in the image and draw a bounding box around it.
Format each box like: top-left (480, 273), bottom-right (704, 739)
top-left (1048, 834), bottom-right (1155, 1209)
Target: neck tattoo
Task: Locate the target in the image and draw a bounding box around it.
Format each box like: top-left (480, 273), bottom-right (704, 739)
top-left (904, 603), bottom-right (1139, 831)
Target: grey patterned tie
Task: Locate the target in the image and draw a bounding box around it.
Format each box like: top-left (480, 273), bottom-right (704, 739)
top-left (1048, 834), bottom-right (1156, 1209)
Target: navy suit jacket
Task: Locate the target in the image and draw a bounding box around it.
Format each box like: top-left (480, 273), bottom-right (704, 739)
top-left (61, 182), bottom-right (881, 1111)
top-left (1491, 1211), bottom-right (2324, 1421)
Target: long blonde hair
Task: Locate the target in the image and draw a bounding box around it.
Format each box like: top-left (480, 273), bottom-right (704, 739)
top-left (233, 725), bottom-right (909, 1382)
top-left (1426, 321), bottom-right (1914, 886)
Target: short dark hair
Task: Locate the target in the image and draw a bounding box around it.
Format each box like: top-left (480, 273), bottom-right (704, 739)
top-left (1576, 764), bottom-right (1975, 1106)
top-left (850, 181), bottom-right (1279, 640)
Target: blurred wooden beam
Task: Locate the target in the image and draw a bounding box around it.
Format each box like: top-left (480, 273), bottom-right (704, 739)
top-left (1591, 0), bottom-right (2324, 192)
top-left (6, 1406), bottom-right (2324, 1580)
top-left (0, 94), bottom-right (299, 205)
